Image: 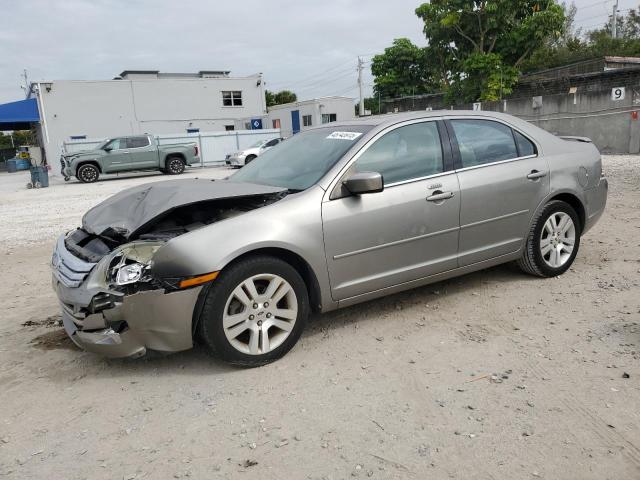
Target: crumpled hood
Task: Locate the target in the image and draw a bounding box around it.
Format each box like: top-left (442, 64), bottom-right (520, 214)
top-left (82, 178), bottom-right (286, 240)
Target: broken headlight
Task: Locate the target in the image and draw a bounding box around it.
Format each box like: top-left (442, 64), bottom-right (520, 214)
top-left (107, 242), bottom-right (163, 287)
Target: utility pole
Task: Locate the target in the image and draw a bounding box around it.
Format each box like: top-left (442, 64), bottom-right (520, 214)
top-left (612, 0), bottom-right (619, 39)
top-left (358, 57), bottom-right (365, 117)
top-left (20, 69), bottom-right (30, 97)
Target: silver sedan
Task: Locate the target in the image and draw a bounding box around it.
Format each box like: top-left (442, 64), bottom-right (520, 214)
top-left (51, 111), bottom-right (608, 366)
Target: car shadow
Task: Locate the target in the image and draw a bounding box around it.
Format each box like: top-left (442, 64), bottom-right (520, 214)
top-left (40, 262), bottom-right (535, 377)
top-left (303, 262), bottom-right (534, 338)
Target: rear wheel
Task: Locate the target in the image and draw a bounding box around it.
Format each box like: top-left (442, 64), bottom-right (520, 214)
top-left (166, 156), bottom-right (185, 174)
top-left (77, 164), bottom-right (100, 183)
top-left (197, 256), bottom-right (309, 367)
top-left (518, 200), bottom-right (581, 277)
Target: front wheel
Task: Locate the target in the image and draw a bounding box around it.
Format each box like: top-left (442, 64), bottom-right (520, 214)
top-left (197, 256), bottom-right (309, 367)
top-left (76, 164), bottom-right (100, 183)
top-left (518, 200), bottom-right (581, 277)
top-left (244, 155), bottom-right (256, 165)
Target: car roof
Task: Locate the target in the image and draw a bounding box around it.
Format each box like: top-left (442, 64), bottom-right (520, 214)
top-left (326, 110), bottom-right (523, 128)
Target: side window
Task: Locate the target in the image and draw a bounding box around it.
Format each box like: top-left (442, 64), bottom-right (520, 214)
top-left (353, 122), bottom-right (443, 185)
top-left (451, 120), bottom-right (518, 168)
top-left (264, 139), bottom-right (279, 147)
top-left (127, 136), bottom-right (150, 148)
top-left (105, 138), bottom-right (123, 150)
top-left (514, 130), bottom-right (537, 157)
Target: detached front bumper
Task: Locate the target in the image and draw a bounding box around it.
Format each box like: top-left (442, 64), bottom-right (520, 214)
top-left (52, 235), bottom-right (202, 358)
top-left (60, 157), bottom-right (73, 177)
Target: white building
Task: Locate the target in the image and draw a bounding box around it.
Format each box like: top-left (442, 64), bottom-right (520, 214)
top-left (263, 96), bottom-right (356, 137)
top-left (30, 70), bottom-right (267, 162)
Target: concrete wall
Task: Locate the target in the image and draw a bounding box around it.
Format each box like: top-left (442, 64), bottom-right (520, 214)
top-left (381, 69), bottom-right (640, 154)
top-left (61, 129), bottom-right (281, 169)
top-left (265, 97), bottom-right (355, 137)
top-left (35, 75), bottom-right (266, 163)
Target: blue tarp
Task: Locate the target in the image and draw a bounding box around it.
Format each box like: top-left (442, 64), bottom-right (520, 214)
top-left (0, 98), bottom-right (39, 130)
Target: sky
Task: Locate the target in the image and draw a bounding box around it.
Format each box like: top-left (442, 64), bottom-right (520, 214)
top-left (0, 0), bottom-right (637, 105)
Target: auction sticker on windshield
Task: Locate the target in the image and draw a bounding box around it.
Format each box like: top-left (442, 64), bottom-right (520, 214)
top-left (326, 132), bottom-right (363, 140)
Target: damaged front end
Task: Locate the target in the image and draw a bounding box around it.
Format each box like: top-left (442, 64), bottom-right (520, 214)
top-left (51, 179), bottom-right (289, 358)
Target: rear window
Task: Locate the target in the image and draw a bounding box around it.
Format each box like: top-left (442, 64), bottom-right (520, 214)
top-left (127, 137), bottom-right (150, 148)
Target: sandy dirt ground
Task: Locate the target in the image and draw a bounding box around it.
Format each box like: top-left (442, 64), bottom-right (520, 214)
top-left (0, 158), bottom-right (638, 479)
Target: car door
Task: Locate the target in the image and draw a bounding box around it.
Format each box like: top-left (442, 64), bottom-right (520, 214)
top-left (125, 136), bottom-right (158, 169)
top-left (322, 119), bottom-right (460, 301)
top-left (447, 118), bottom-right (549, 266)
top-left (101, 138), bottom-right (131, 173)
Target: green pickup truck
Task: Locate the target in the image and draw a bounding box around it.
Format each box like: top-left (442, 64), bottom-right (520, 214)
top-left (60, 135), bottom-right (200, 183)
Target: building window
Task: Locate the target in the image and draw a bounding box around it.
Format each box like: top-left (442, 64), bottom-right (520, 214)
top-left (321, 113), bottom-right (337, 124)
top-left (222, 91), bottom-right (243, 106)
top-left (186, 128), bottom-right (199, 133)
top-left (302, 115), bottom-right (312, 127)
top-left (272, 119), bottom-right (281, 129)
top-left (225, 125), bottom-right (235, 131)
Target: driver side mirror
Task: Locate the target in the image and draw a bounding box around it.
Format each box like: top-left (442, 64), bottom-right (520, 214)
top-left (103, 146), bottom-right (112, 152)
top-left (343, 171), bottom-right (384, 195)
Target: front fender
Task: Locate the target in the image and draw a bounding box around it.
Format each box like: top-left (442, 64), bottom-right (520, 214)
top-left (149, 186), bottom-right (335, 310)
top-left (71, 156), bottom-right (102, 172)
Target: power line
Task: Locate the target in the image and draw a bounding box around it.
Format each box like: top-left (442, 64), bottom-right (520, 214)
top-left (579, 0), bottom-right (613, 11)
top-left (293, 70), bottom-right (357, 93)
top-left (266, 58), bottom-right (355, 90)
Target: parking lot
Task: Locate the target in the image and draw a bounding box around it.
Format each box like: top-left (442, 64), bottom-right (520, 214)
top-left (0, 157), bottom-right (639, 479)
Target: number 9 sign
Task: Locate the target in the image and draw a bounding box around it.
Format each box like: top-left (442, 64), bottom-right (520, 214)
top-left (612, 87), bottom-right (625, 101)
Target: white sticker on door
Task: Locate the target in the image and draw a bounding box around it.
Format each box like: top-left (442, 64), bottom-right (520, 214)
top-left (326, 132), bottom-right (363, 140)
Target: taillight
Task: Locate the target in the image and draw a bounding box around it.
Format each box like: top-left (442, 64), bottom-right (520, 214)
top-left (194, 145), bottom-right (199, 156)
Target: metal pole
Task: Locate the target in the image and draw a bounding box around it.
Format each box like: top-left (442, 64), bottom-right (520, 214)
top-left (612, 0), bottom-right (619, 39)
top-left (358, 57), bottom-right (365, 117)
top-left (378, 91), bottom-right (381, 115)
top-left (198, 132), bottom-right (204, 168)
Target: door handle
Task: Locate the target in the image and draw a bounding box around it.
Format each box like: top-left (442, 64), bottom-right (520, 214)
top-left (122, 151), bottom-right (130, 154)
top-left (427, 190), bottom-right (455, 202)
top-left (527, 170), bottom-right (547, 180)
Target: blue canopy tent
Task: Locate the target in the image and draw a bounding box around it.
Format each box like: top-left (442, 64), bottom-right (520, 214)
top-left (0, 98), bottom-right (40, 131)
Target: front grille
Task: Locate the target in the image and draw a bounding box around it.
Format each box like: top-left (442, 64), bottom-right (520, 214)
top-left (52, 235), bottom-right (96, 288)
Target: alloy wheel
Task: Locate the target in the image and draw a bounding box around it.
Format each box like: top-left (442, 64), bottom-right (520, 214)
top-left (80, 166), bottom-right (98, 182)
top-left (540, 211), bottom-right (575, 268)
top-left (222, 274), bottom-right (298, 355)
top-left (168, 158), bottom-right (184, 174)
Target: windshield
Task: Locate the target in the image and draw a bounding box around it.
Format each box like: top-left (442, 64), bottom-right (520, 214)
top-left (95, 139), bottom-right (112, 150)
top-left (230, 126), bottom-right (372, 190)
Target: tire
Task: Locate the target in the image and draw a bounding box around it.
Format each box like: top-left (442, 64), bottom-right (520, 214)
top-left (197, 256), bottom-right (310, 367)
top-left (77, 163), bottom-right (100, 183)
top-left (244, 155), bottom-right (257, 165)
top-left (518, 200), bottom-right (581, 277)
top-left (166, 156), bottom-right (185, 175)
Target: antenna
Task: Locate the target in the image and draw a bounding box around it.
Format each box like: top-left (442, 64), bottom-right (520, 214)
top-left (20, 69), bottom-right (30, 97)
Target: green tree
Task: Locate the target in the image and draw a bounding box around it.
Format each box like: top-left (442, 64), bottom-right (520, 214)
top-left (266, 90), bottom-right (297, 107)
top-left (414, 0), bottom-right (565, 102)
top-left (0, 130), bottom-right (33, 149)
top-left (371, 38), bottom-right (436, 99)
top-left (523, 6), bottom-right (640, 73)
